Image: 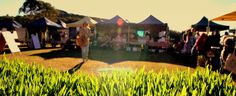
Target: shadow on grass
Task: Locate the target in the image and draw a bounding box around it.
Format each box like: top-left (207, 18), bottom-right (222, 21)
top-left (2, 46), bottom-right (71, 55)
top-left (67, 61), bottom-right (84, 74)
top-left (88, 47), bottom-right (196, 68)
top-left (89, 48), bottom-right (174, 63)
top-left (29, 46), bottom-right (195, 68)
top-left (30, 48), bottom-right (82, 59)
top-left (1, 46), bottom-right (35, 54)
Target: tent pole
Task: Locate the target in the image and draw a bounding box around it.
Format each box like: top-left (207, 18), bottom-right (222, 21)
top-left (128, 24), bottom-right (130, 46)
top-left (207, 20), bottom-right (210, 35)
top-left (94, 25), bottom-right (97, 46)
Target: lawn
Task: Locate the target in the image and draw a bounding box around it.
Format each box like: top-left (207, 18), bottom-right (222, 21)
top-left (1, 57), bottom-right (235, 95)
top-left (1, 46), bottom-right (236, 95)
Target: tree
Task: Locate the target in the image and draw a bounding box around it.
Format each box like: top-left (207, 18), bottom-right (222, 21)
top-left (19, 0), bottom-right (42, 15)
top-left (33, 1), bottom-right (59, 21)
top-left (19, 0), bottom-right (59, 22)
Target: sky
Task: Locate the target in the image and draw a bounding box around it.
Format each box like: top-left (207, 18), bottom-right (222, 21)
top-left (0, 0), bottom-right (236, 31)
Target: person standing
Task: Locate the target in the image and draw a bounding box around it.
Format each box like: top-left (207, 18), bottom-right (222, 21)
top-left (77, 22), bottom-right (92, 62)
top-left (220, 32), bottom-right (229, 45)
top-left (60, 30), bottom-right (69, 49)
top-left (185, 30), bottom-right (194, 55)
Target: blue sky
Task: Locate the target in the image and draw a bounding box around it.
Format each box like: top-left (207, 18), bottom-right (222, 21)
top-left (0, 0), bottom-right (236, 31)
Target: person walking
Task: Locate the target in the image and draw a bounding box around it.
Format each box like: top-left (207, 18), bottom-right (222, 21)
top-left (76, 22), bottom-right (92, 62)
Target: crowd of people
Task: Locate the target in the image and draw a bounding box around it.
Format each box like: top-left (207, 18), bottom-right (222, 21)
top-left (174, 28), bottom-right (235, 69)
top-left (60, 22), bottom-right (235, 68)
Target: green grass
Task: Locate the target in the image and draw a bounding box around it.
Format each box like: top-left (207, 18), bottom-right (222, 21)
top-left (0, 56), bottom-right (235, 95)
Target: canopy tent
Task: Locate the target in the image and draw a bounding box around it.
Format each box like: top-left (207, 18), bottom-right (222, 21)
top-left (138, 15), bottom-right (164, 25)
top-left (137, 15), bottom-right (168, 38)
top-left (0, 19), bottom-right (22, 30)
top-left (96, 15), bottom-right (129, 48)
top-left (99, 15), bottom-right (127, 25)
top-left (92, 17), bottom-right (109, 23)
top-left (29, 17), bottom-right (61, 28)
top-left (138, 15), bottom-right (168, 30)
top-left (67, 16), bottom-right (97, 27)
top-left (212, 11), bottom-right (236, 34)
top-left (192, 16), bottom-right (229, 31)
top-left (27, 17), bottom-right (62, 48)
top-left (138, 15), bottom-right (169, 49)
top-left (212, 11), bottom-right (236, 21)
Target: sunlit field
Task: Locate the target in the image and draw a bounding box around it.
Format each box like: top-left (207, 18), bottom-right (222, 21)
top-left (0, 57), bottom-right (235, 95)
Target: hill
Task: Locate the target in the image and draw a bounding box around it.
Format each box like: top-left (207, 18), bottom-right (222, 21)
top-left (0, 9), bottom-right (108, 26)
top-left (57, 9), bottom-right (108, 23)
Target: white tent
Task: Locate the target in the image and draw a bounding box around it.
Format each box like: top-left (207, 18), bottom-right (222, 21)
top-left (57, 20), bottom-right (67, 28)
top-left (30, 17), bottom-right (62, 28)
top-left (67, 16), bottom-right (97, 27)
top-left (139, 15), bottom-right (164, 24)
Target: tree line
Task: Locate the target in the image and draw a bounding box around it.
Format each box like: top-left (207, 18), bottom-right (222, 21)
top-left (0, 0), bottom-right (84, 27)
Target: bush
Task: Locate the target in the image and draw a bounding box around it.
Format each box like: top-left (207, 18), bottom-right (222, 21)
top-left (0, 56), bottom-right (235, 95)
